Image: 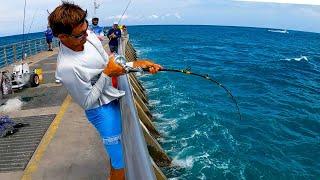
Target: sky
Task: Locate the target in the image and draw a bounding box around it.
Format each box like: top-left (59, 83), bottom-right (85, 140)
top-left (1, 0), bottom-right (320, 37)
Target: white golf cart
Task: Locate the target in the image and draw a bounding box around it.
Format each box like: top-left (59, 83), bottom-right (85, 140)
top-left (11, 63), bottom-right (39, 89)
top-left (1, 62), bottom-right (40, 98)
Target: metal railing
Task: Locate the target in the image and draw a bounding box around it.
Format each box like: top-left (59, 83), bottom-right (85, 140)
top-left (0, 38), bottom-right (59, 68)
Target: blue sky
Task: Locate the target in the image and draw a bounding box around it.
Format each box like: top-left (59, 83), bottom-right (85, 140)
top-left (1, 0), bottom-right (320, 36)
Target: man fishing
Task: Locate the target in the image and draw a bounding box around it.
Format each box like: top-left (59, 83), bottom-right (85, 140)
top-left (49, 2), bottom-right (162, 180)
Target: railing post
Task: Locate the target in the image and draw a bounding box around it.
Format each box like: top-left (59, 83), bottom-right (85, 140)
top-left (34, 40), bottom-right (37, 54)
top-left (3, 47), bottom-right (8, 66)
top-left (28, 42), bottom-right (32, 56)
top-left (39, 39), bottom-right (42, 51)
top-left (13, 45), bottom-right (17, 63)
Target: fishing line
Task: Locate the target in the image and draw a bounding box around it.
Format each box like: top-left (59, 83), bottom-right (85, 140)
top-left (116, 61), bottom-right (242, 121)
top-left (25, 9), bottom-right (38, 41)
top-left (158, 68), bottom-right (242, 121)
top-left (118, 0), bottom-right (132, 24)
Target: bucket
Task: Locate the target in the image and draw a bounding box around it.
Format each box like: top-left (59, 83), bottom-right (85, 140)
top-left (34, 68), bottom-right (43, 83)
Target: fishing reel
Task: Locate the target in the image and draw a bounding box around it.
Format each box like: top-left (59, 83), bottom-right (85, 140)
top-left (114, 54), bottom-right (143, 73)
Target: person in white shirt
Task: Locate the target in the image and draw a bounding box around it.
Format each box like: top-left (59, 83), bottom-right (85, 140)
top-left (49, 2), bottom-right (162, 180)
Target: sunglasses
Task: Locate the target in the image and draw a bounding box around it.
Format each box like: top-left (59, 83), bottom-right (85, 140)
top-left (68, 20), bottom-right (88, 39)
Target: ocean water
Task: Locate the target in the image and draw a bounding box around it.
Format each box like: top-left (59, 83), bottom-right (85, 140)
top-left (129, 25), bottom-right (320, 179)
top-left (0, 32), bottom-right (58, 66)
top-left (0, 32), bottom-right (44, 46)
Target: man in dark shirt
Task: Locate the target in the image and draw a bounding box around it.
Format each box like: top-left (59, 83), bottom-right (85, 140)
top-left (107, 22), bottom-right (121, 53)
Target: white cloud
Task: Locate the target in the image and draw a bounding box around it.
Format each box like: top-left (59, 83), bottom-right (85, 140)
top-left (106, 15), bottom-right (129, 20)
top-left (149, 15), bottom-right (159, 19)
top-left (158, 13), bottom-right (182, 20)
top-left (174, 13), bottom-right (182, 19)
top-left (234, 0), bottom-right (320, 5)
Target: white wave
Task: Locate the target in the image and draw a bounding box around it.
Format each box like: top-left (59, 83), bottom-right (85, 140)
top-left (284, 56), bottom-right (309, 62)
top-left (195, 152), bottom-right (211, 161)
top-left (181, 130), bottom-right (201, 141)
top-left (177, 100), bottom-right (189, 104)
top-left (0, 97), bottom-right (23, 113)
top-left (139, 73), bottom-right (152, 78)
top-left (213, 46), bottom-right (226, 50)
top-left (157, 137), bottom-right (175, 143)
top-left (162, 83), bottom-right (176, 92)
top-left (158, 104), bottom-right (172, 108)
top-left (152, 112), bottom-right (164, 119)
top-left (149, 99), bottom-right (161, 106)
top-left (141, 81), bottom-right (154, 88)
top-left (198, 173), bottom-right (207, 180)
top-left (172, 156), bottom-right (195, 169)
top-left (239, 163), bottom-right (247, 180)
top-left (180, 138), bottom-right (188, 147)
top-left (135, 49), bottom-right (141, 56)
top-left (136, 47), bottom-right (152, 56)
top-left (156, 118), bottom-right (179, 130)
top-left (221, 128), bottom-right (237, 149)
top-left (213, 159), bottom-right (230, 170)
top-left (146, 87), bottom-right (159, 93)
top-left (176, 111), bottom-right (208, 121)
top-left (268, 29), bottom-right (289, 34)
top-left (178, 112), bottom-right (195, 120)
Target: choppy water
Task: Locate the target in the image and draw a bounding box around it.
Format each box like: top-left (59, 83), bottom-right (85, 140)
top-left (129, 25), bottom-right (320, 179)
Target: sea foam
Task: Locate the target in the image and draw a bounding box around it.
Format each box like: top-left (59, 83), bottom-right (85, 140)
top-left (172, 156), bottom-right (195, 169)
top-left (268, 29), bottom-right (289, 34)
top-left (284, 56), bottom-right (309, 62)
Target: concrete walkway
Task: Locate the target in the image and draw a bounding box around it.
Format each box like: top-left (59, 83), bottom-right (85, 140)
top-left (0, 100), bottom-right (110, 180)
top-left (0, 48), bottom-right (110, 180)
top-left (29, 100), bottom-right (110, 180)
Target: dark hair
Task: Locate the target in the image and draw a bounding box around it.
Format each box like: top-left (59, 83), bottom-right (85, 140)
top-left (48, 1), bottom-right (87, 37)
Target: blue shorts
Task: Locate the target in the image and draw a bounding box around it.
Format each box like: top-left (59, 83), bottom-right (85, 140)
top-left (85, 100), bottom-right (124, 169)
top-left (46, 38), bottom-right (52, 43)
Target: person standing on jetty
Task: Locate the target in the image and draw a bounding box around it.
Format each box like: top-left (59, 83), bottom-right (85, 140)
top-left (90, 17), bottom-right (105, 41)
top-left (107, 22), bottom-right (121, 53)
top-left (120, 25), bottom-right (129, 54)
top-left (44, 25), bottom-right (54, 51)
top-left (49, 2), bottom-right (162, 179)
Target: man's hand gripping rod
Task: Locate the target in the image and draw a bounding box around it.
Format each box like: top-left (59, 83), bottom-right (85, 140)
top-left (115, 55), bottom-right (146, 73)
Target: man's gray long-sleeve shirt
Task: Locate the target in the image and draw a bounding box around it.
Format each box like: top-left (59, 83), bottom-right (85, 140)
top-left (55, 30), bottom-right (126, 110)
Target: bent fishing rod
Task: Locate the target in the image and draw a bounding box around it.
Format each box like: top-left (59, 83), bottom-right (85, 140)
top-left (118, 0), bottom-right (132, 24)
top-left (115, 56), bottom-right (242, 121)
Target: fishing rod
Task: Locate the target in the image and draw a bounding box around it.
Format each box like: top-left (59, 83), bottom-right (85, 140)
top-left (118, 0), bottom-right (132, 24)
top-left (21, 0), bottom-right (27, 60)
top-left (115, 56), bottom-right (242, 121)
top-left (25, 9), bottom-right (38, 42)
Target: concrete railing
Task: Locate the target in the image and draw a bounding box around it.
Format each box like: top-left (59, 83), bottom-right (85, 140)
top-left (0, 38), bottom-right (59, 68)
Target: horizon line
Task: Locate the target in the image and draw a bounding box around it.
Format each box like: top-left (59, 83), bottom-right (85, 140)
top-left (1, 24), bottom-right (319, 38)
